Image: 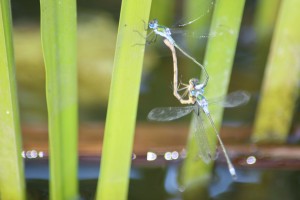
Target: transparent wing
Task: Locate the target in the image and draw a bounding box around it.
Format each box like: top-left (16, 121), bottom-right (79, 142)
top-left (147, 106), bottom-right (195, 122)
top-left (208, 90), bottom-right (250, 108)
top-left (170, 28), bottom-right (211, 40)
top-left (192, 111), bottom-right (217, 164)
top-left (172, 1), bottom-right (214, 28)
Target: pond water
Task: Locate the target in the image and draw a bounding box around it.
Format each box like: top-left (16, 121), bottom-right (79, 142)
top-left (25, 156), bottom-right (300, 200)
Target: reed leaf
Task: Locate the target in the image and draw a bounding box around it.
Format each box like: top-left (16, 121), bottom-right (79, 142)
top-left (149, 0), bottom-right (173, 25)
top-left (40, 0), bottom-right (78, 199)
top-left (251, 0), bottom-right (281, 91)
top-left (183, 0), bottom-right (214, 93)
top-left (181, 0), bottom-right (246, 189)
top-left (0, 0), bottom-right (25, 199)
top-left (184, 0), bottom-right (214, 50)
top-left (175, 0), bottom-right (215, 185)
top-left (253, 0), bottom-right (300, 143)
top-left (253, 0), bottom-right (281, 44)
top-left (96, 0), bottom-right (152, 199)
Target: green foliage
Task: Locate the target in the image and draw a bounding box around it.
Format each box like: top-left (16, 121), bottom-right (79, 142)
top-left (40, 0), bottom-right (78, 199)
top-left (253, 0), bottom-right (281, 44)
top-left (96, 0), bottom-right (152, 199)
top-left (251, 0), bottom-right (281, 91)
top-left (0, 0), bottom-right (26, 199)
top-left (253, 0), bottom-right (300, 143)
top-left (181, 0), bottom-right (246, 191)
top-left (149, 0), bottom-right (173, 25)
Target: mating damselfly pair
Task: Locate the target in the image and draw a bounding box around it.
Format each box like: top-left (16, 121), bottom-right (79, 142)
top-left (145, 2), bottom-right (250, 179)
top-left (148, 78), bottom-right (250, 178)
top-left (144, 1), bottom-right (216, 88)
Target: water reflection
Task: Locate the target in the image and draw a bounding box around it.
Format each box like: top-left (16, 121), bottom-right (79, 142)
top-left (132, 153), bottom-right (137, 160)
top-left (164, 164), bottom-right (182, 196)
top-left (164, 152), bottom-right (172, 160)
top-left (25, 157), bottom-right (300, 199)
top-left (246, 155), bottom-right (256, 165)
top-left (209, 166), bottom-right (260, 197)
top-left (22, 150), bottom-right (44, 159)
top-left (164, 151), bottom-right (180, 160)
top-left (171, 151), bottom-right (179, 160)
top-left (147, 152), bottom-right (157, 161)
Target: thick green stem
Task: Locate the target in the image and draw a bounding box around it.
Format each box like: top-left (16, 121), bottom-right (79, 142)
top-left (181, 0), bottom-right (245, 191)
top-left (149, 0), bottom-right (173, 25)
top-left (183, 0), bottom-right (214, 79)
top-left (253, 0), bottom-right (300, 143)
top-left (96, 0), bottom-right (152, 199)
top-left (251, 0), bottom-right (281, 91)
top-left (40, 0), bottom-right (78, 199)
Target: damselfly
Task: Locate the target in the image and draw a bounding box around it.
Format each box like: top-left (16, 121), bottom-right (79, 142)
top-left (147, 19), bottom-right (210, 87)
top-left (148, 79), bottom-right (250, 178)
top-left (162, 39), bottom-right (206, 105)
top-left (147, 0), bottom-right (214, 88)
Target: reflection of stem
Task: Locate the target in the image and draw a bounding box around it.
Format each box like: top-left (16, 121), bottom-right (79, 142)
top-left (163, 39), bottom-right (195, 104)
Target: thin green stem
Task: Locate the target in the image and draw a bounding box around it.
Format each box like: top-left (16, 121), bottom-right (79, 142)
top-left (0, 0), bottom-right (25, 199)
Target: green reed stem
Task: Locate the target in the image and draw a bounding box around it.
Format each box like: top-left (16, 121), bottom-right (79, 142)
top-left (181, 0), bottom-right (246, 190)
top-left (40, 0), bottom-right (78, 199)
top-left (0, 0), bottom-right (25, 199)
top-left (96, 0), bottom-right (152, 199)
top-left (253, 0), bottom-right (300, 143)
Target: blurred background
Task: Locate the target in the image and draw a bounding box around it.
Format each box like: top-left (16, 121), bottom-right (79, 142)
top-left (13, 0), bottom-right (262, 124)
top-left (11, 0), bottom-right (300, 199)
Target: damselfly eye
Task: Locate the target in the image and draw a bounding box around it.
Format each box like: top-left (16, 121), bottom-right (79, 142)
top-left (189, 78), bottom-right (199, 87)
top-left (149, 19), bottom-right (158, 29)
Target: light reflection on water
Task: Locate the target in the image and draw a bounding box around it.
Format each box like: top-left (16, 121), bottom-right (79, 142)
top-left (147, 152), bottom-right (157, 161)
top-left (25, 156), bottom-right (300, 200)
top-left (246, 155), bottom-right (256, 165)
top-left (22, 150), bottom-right (44, 159)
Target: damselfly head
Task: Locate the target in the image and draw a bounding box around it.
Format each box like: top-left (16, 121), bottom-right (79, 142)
top-left (149, 19), bottom-right (158, 29)
top-left (189, 78), bottom-right (200, 88)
